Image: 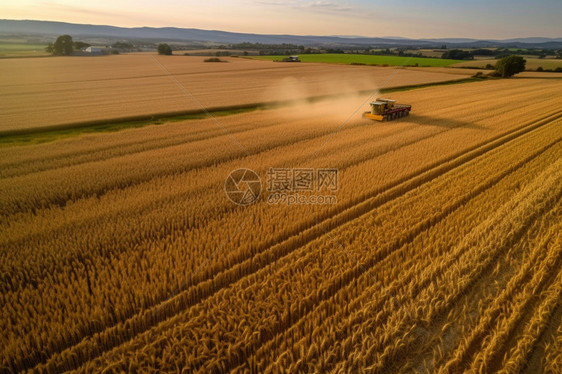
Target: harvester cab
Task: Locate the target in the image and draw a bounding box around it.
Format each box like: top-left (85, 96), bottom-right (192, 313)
top-left (363, 98), bottom-right (411, 121)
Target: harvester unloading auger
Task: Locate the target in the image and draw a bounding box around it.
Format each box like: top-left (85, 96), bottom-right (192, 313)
top-left (363, 98), bottom-right (411, 121)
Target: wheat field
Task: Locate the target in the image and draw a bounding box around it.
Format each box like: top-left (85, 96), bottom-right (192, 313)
top-left (0, 54), bottom-right (475, 133)
top-left (1, 63), bottom-right (561, 373)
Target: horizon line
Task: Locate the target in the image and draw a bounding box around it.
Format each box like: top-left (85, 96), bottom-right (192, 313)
top-left (2, 18), bottom-right (561, 41)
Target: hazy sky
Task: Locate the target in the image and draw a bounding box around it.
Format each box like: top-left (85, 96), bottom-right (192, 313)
top-left (3, 0), bottom-right (562, 39)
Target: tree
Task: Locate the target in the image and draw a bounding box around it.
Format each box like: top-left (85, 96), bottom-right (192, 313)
top-left (157, 43), bottom-right (173, 55)
top-left (442, 49), bottom-right (473, 60)
top-left (472, 48), bottom-right (495, 56)
top-left (495, 55), bottom-right (526, 77)
top-left (52, 35), bottom-right (74, 56)
top-left (73, 41), bottom-right (91, 50)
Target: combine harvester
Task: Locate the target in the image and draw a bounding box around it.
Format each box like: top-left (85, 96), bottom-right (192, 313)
top-left (363, 98), bottom-right (411, 121)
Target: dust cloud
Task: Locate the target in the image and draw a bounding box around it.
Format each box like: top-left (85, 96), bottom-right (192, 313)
top-left (262, 74), bottom-right (381, 124)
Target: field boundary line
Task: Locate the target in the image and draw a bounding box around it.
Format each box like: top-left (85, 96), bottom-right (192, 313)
top-left (0, 103), bottom-right (265, 137)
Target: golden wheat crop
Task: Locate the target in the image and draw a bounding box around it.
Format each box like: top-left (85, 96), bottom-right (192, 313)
top-left (0, 71), bottom-right (561, 373)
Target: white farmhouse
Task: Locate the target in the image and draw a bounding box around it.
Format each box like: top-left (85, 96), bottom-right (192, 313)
top-left (85, 47), bottom-right (104, 54)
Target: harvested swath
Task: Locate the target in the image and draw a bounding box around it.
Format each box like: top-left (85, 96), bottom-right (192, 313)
top-left (518, 71), bottom-right (562, 78)
top-left (1, 54), bottom-right (473, 132)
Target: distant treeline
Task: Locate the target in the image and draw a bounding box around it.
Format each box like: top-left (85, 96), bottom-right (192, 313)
top-left (227, 42), bottom-right (317, 55)
top-left (365, 47), bottom-right (561, 60)
top-left (223, 43), bottom-right (562, 60)
top-left (215, 45), bottom-right (562, 60)
top-left (441, 48), bottom-right (562, 60)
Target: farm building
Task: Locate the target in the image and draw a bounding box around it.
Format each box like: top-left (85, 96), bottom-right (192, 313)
top-left (84, 47), bottom-right (105, 54)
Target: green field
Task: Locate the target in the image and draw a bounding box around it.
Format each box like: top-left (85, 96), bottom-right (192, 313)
top-left (250, 53), bottom-right (460, 67)
top-left (0, 43), bottom-right (49, 57)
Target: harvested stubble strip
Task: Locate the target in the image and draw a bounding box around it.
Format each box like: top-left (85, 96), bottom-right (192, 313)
top-left (0, 54), bottom-right (468, 132)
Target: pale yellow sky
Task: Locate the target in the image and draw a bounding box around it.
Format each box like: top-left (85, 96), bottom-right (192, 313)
top-left (2, 0), bottom-right (562, 38)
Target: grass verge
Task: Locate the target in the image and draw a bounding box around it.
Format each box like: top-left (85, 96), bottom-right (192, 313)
top-left (0, 107), bottom-right (259, 147)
